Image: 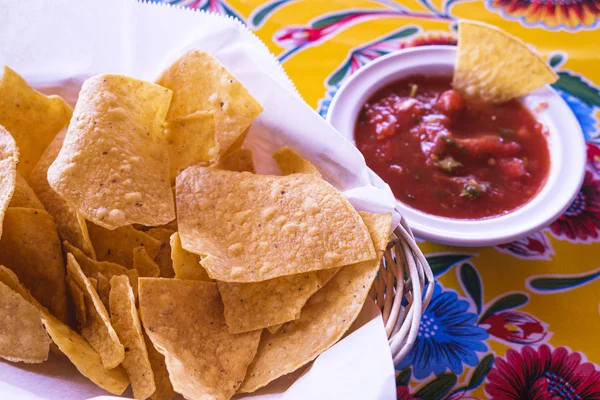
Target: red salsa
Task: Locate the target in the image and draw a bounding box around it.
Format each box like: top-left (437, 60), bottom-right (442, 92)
top-left (355, 75), bottom-right (550, 219)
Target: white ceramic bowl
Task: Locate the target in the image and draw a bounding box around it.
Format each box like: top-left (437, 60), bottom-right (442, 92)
top-left (326, 46), bottom-right (586, 246)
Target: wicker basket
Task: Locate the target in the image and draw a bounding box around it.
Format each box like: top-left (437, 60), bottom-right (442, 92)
top-left (370, 210), bottom-right (434, 366)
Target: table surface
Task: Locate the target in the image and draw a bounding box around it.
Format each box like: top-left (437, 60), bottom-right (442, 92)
top-left (163, 1), bottom-right (599, 398)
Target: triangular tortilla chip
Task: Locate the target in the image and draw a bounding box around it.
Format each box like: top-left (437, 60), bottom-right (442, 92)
top-left (66, 253), bottom-right (124, 369)
top-left (30, 129), bottom-right (96, 259)
top-left (144, 331), bottom-right (177, 400)
top-left (47, 74), bottom-right (174, 229)
top-left (145, 228), bottom-right (175, 278)
top-left (133, 247), bottom-right (160, 278)
top-left (0, 280), bottom-right (51, 363)
top-left (239, 212), bottom-right (391, 393)
top-left (63, 241), bottom-right (131, 310)
top-left (0, 125), bottom-right (18, 239)
top-left (9, 173), bottom-right (45, 209)
top-left (87, 223), bottom-right (161, 269)
top-left (139, 278), bottom-right (261, 400)
top-left (176, 167), bottom-right (375, 282)
top-left (273, 146), bottom-right (320, 176)
top-left (109, 275), bottom-right (155, 399)
top-left (164, 110), bottom-right (218, 181)
top-left (66, 275), bottom-right (87, 330)
top-left (265, 269), bottom-right (341, 335)
top-left (157, 50), bottom-right (263, 156)
top-left (215, 148), bottom-right (255, 173)
top-left (218, 272), bottom-right (322, 334)
top-left (223, 128), bottom-right (249, 156)
top-left (0, 207), bottom-right (68, 322)
top-left (0, 66), bottom-right (72, 179)
top-left (0, 265), bottom-right (129, 395)
top-left (219, 202), bottom-right (347, 334)
top-left (170, 232), bottom-right (211, 281)
top-left (453, 20), bottom-right (558, 103)
top-left (126, 269), bottom-right (140, 303)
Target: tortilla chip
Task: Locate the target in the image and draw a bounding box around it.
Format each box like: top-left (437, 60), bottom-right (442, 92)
top-left (47, 74), bottom-right (174, 229)
top-left (170, 232), bottom-right (211, 281)
top-left (109, 275), bottom-right (155, 399)
top-left (0, 207), bottom-right (68, 322)
top-left (219, 211), bottom-right (342, 333)
top-left (63, 241), bottom-right (130, 309)
top-left (0, 66), bottom-right (72, 179)
top-left (176, 167), bottom-right (375, 282)
top-left (30, 129), bottom-right (96, 259)
top-left (0, 125), bottom-right (18, 239)
top-left (265, 268), bottom-right (339, 335)
top-left (88, 223), bottom-right (161, 269)
top-left (218, 272), bottom-right (323, 334)
top-left (0, 280), bottom-right (51, 363)
top-left (145, 228), bottom-right (175, 278)
top-left (0, 265), bottom-right (129, 395)
top-left (9, 173), bottom-right (45, 209)
top-left (139, 278), bottom-right (261, 400)
top-left (273, 147), bottom-right (320, 176)
top-left (157, 50), bottom-right (263, 156)
top-left (133, 247), bottom-right (160, 278)
top-left (164, 110), bottom-right (218, 181)
top-left (126, 269), bottom-right (139, 299)
top-left (453, 20), bottom-right (558, 103)
top-left (224, 128), bottom-right (249, 156)
top-left (88, 277), bottom-right (99, 292)
top-left (66, 275), bottom-right (87, 329)
top-left (239, 212), bottom-right (391, 393)
top-left (215, 148), bottom-right (255, 173)
top-left (144, 331), bottom-right (177, 400)
top-left (66, 253), bottom-right (124, 369)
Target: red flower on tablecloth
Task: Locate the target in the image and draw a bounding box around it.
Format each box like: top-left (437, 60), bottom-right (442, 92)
top-left (481, 311), bottom-right (547, 345)
top-left (549, 171), bottom-right (600, 242)
top-left (588, 143), bottom-right (600, 175)
top-left (485, 345), bottom-right (600, 399)
top-left (495, 232), bottom-right (554, 260)
top-left (486, 0), bottom-right (600, 31)
top-left (397, 385), bottom-right (416, 399)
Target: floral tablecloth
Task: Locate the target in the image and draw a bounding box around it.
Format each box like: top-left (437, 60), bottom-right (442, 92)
top-left (159, 1), bottom-right (599, 398)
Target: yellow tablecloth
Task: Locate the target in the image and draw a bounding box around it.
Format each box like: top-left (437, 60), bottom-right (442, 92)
top-left (162, 1), bottom-right (600, 398)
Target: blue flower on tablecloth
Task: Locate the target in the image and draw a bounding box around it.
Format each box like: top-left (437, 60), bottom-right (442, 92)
top-left (556, 88), bottom-right (600, 143)
top-left (396, 283), bottom-right (489, 380)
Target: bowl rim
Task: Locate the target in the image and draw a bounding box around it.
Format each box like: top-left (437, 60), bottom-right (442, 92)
top-left (326, 45), bottom-right (587, 246)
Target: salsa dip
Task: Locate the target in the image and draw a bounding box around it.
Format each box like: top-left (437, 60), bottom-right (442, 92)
top-left (327, 46), bottom-right (586, 246)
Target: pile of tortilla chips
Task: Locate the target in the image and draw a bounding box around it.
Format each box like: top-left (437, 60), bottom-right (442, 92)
top-left (0, 20), bottom-right (556, 399)
top-left (0, 52), bottom-right (390, 400)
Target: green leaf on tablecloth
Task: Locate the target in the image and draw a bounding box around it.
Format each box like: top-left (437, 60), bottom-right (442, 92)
top-left (414, 373), bottom-right (457, 400)
top-left (328, 62), bottom-right (352, 87)
top-left (251, 0), bottom-right (289, 27)
top-left (312, 12), bottom-right (360, 29)
top-left (528, 269), bottom-right (600, 292)
top-left (478, 293), bottom-right (528, 323)
top-left (553, 72), bottom-right (600, 107)
top-left (549, 53), bottom-right (564, 68)
top-left (467, 354), bottom-right (494, 389)
top-left (460, 262), bottom-right (482, 315)
top-left (396, 367), bottom-right (411, 386)
top-left (382, 26), bottom-right (420, 41)
top-left (427, 253), bottom-right (473, 277)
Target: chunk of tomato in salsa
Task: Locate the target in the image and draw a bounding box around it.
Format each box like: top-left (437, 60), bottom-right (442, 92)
top-left (355, 75), bottom-right (550, 219)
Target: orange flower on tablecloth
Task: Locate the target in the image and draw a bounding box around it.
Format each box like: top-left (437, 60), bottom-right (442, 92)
top-left (487, 0), bottom-right (600, 30)
top-left (399, 31), bottom-right (457, 48)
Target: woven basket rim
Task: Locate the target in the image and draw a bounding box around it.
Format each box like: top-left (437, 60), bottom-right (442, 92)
top-left (369, 213), bottom-right (434, 366)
